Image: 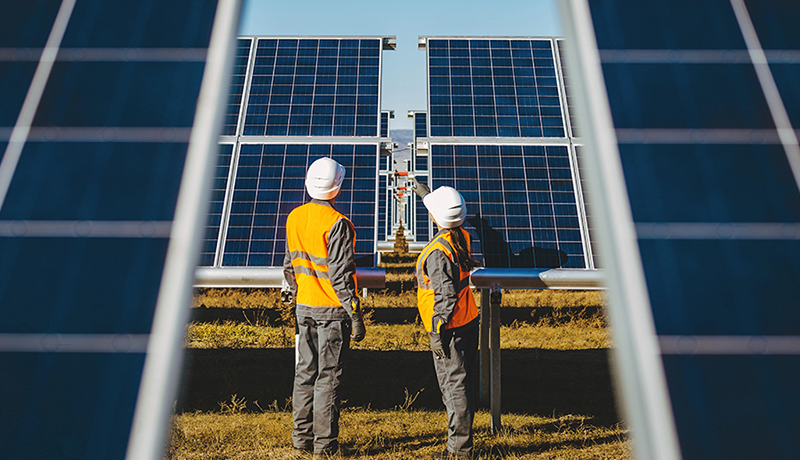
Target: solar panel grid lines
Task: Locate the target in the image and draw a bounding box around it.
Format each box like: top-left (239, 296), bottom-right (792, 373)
top-left (239, 36), bottom-right (384, 138)
top-left (221, 37), bottom-right (255, 136)
top-left (423, 36), bottom-right (567, 139)
top-left (199, 143), bottom-right (235, 266)
top-left (219, 142), bottom-right (378, 268)
top-left (429, 143), bottom-right (587, 269)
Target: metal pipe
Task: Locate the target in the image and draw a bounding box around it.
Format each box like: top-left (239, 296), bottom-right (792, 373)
top-left (479, 289), bottom-right (490, 406)
top-left (194, 267), bottom-right (386, 289)
top-left (490, 286), bottom-right (502, 433)
top-left (470, 268), bottom-right (604, 290)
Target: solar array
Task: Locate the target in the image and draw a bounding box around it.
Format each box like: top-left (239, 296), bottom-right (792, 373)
top-left (0, 1), bottom-right (237, 459)
top-left (562, 0), bottom-right (800, 458)
top-left (207, 36), bottom-right (393, 268)
top-left (422, 37), bottom-right (593, 269)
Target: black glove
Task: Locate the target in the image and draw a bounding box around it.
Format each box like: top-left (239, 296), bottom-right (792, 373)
top-left (411, 177), bottom-right (430, 199)
top-left (280, 290), bottom-right (293, 306)
top-left (351, 318), bottom-right (366, 342)
top-left (430, 333), bottom-right (446, 359)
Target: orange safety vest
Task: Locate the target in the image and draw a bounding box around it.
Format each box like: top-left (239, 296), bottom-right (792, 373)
top-left (416, 228), bottom-right (478, 333)
top-left (286, 201), bottom-right (356, 308)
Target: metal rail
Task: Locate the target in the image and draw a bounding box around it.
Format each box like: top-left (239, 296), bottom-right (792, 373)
top-left (194, 267), bottom-right (386, 288)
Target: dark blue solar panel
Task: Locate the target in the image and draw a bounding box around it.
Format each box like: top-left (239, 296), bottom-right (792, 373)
top-left (427, 38), bottom-right (565, 138)
top-left (1, 353), bottom-right (145, 459)
top-left (556, 40), bottom-right (578, 138)
top-left (0, 2), bottom-right (223, 459)
top-left (378, 174), bottom-right (387, 239)
top-left (221, 144), bottom-right (378, 267)
top-left (431, 144), bottom-right (585, 268)
top-left (414, 111), bottom-right (428, 138)
top-left (381, 111), bottom-right (389, 137)
top-left (414, 175), bottom-right (430, 242)
top-left (574, 146), bottom-right (597, 267)
top-left (583, 1), bottom-right (800, 459)
top-left (222, 39), bottom-right (253, 136)
top-left (199, 144), bottom-right (234, 266)
top-left (242, 38), bottom-right (381, 137)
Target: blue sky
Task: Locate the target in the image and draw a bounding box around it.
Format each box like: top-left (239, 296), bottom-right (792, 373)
top-left (238, 0), bottom-right (563, 130)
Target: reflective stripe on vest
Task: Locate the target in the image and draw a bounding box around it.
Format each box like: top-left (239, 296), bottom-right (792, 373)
top-left (416, 228), bottom-right (478, 333)
top-left (286, 202), bottom-right (355, 308)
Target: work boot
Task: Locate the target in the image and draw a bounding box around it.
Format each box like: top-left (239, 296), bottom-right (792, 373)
top-left (292, 444), bottom-right (312, 457)
top-left (431, 448), bottom-right (471, 459)
top-left (312, 444), bottom-right (357, 458)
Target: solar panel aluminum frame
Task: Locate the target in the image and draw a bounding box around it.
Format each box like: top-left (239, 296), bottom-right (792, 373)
top-left (557, 1), bottom-right (682, 460)
top-left (209, 141), bottom-right (239, 267)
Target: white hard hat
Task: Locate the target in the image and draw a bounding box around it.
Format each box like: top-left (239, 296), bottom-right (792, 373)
top-left (305, 157), bottom-right (345, 200)
top-left (423, 186), bottom-right (467, 229)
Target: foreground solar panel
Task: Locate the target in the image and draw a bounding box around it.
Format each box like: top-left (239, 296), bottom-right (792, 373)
top-left (561, 0), bottom-right (800, 459)
top-left (0, 1), bottom-right (239, 459)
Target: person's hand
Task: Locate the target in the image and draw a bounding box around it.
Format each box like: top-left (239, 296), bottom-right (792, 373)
top-left (351, 318), bottom-right (366, 342)
top-left (430, 333), bottom-right (446, 359)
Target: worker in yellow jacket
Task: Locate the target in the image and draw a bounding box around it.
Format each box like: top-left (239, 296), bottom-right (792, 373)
top-left (283, 157), bottom-right (366, 457)
top-left (413, 181), bottom-right (479, 460)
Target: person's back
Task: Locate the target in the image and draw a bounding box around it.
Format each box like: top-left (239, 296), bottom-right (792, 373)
top-left (283, 157), bottom-right (366, 457)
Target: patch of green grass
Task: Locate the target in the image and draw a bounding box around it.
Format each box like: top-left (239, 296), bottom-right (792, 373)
top-left (167, 408), bottom-right (629, 460)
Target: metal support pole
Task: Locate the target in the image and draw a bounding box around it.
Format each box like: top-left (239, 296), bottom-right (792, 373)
top-left (490, 286), bottom-right (502, 433)
top-left (479, 289), bottom-right (490, 406)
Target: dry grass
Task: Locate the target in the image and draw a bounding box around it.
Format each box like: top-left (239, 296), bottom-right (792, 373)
top-left (168, 408), bottom-right (628, 460)
top-left (192, 288), bottom-right (604, 311)
top-left (185, 320), bottom-right (611, 351)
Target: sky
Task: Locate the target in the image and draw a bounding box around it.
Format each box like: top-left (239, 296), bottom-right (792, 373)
top-left (238, 0), bottom-right (563, 130)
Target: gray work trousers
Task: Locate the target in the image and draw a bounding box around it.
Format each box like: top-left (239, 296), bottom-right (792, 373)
top-left (433, 319), bottom-right (479, 455)
top-left (292, 316), bottom-right (351, 453)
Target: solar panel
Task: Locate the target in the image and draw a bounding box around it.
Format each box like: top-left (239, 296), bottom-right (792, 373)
top-left (242, 38), bottom-right (381, 137)
top-left (381, 110), bottom-right (389, 137)
top-left (198, 143), bottom-right (235, 267)
top-left (221, 38), bottom-right (253, 136)
top-left (0, 2), bottom-right (238, 460)
top-left (414, 110), bottom-right (428, 138)
top-left (430, 144), bottom-right (587, 268)
top-left (220, 143), bottom-right (378, 267)
top-left (427, 38), bottom-right (565, 138)
top-left (556, 39), bottom-right (578, 138)
top-left (561, 0), bottom-right (800, 459)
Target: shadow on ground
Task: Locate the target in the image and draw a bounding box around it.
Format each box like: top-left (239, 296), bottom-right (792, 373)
top-left (177, 348), bottom-right (620, 426)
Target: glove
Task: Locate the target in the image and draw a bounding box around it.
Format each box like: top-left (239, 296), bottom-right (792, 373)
top-left (430, 333), bottom-right (446, 359)
top-left (280, 290), bottom-right (293, 306)
top-left (351, 318), bottom-right (366, 342)
top-left (411, 177), bottom-right (430, 199)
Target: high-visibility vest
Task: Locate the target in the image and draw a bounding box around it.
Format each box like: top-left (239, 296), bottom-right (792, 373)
top-left (416, 227), bottom-right (478, 333)
top-left (286, 201), bottom-right (356, 308)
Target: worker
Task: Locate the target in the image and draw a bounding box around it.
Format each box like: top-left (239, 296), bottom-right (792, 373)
top-left (283, 157), bottom-right (366, 457)
top-left (413, 180), bottom-right (480, 459)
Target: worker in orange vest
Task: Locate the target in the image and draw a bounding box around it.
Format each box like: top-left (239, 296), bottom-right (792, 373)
top-left (413, 180), bottom-right (479, 460)
top-left (283, 157), bottom-right (366, 457)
